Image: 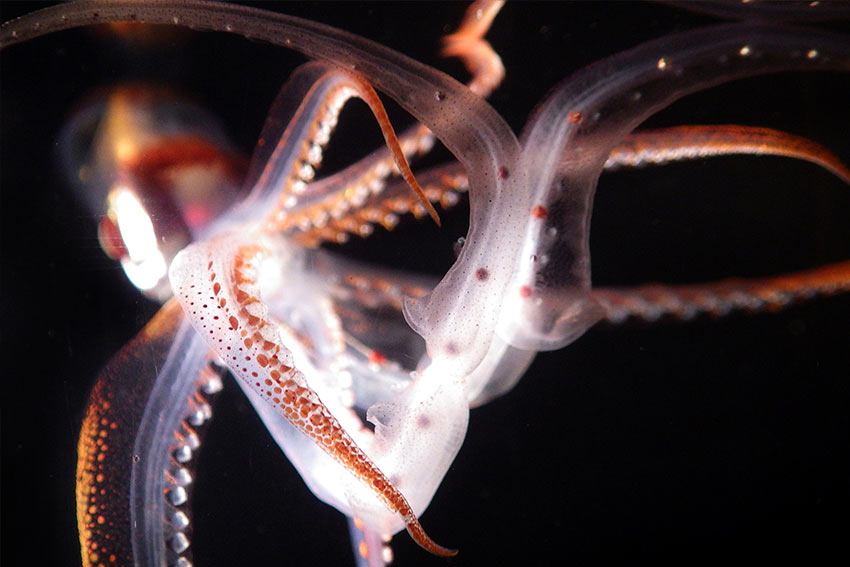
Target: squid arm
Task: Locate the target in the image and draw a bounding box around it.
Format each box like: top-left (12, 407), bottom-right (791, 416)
top-left (77, 299), bottom-right (226, 567)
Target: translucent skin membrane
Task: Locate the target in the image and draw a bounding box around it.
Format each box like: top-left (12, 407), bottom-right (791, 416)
top-left (480, 24), bottom-right (850, 352)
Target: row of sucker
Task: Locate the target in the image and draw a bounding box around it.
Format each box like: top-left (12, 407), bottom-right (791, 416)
top-left (593, 260), bottom-right (850, 324)
top-left (332, 272), bottom-right (430, 312)
top-left (293, 167), bottom-right (467, 248)
top-left (278, 126), bottom-right (436, 242)
top-left (265, 79), bottom-right (436, 239)
top-left (269, 84), bottom-right (357, 225)
top-left (263, 0), bottom-right (504, 251)
top-left (268, 0), bottom-right (507, 246)
top-left (162, 360), bottom-right (225, 567)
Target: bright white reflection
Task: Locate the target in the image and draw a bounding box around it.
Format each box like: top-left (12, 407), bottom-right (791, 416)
top-left (108, 185), bottom-right (168, 291)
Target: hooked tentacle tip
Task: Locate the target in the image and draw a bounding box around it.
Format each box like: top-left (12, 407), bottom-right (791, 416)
top-left (405, 518), bottom-right (458, 557)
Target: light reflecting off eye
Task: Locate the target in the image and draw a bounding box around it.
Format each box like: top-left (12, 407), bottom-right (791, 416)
top-left (121, 253), bottom-right (168, 292)
top-left (108, 185), bottom-right (168, 292)
top-left (110, 186), bottom-right (158, 262)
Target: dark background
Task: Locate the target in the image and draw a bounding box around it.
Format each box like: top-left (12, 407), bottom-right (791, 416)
top-left (2, 2), bottom-right (849, 566)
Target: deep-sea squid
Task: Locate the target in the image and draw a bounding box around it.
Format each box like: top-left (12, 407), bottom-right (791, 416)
top-left (1, 2), bottom-right (848, 566)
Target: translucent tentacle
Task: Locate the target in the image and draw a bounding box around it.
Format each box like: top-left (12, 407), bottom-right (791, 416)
top-left (291, 121), bottom-right (850, 247)
top-left (441, 0), bottom-right (505, 98)
top-left (605, 125), bottom-right (850, 184)
top-left (488, 23), bottom-right (850, 353)
top-left (0, 0), bottom-right (521, 191)
top-left (222, 62), bottom-right (436, 232)
top-left (593, 260), bottom-right (850, 323)
top-left (290, 163), bottom-right (469, 247)
top-left (169, 234), bottom-right (456, 556)
top-left (76, 300), bottom-right (183, 567)
top-left (266, 0), bottom-right (504, 244)
top-left (77, 299), bottom-right (224, 567)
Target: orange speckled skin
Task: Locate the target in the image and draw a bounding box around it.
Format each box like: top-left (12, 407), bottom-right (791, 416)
top-left (76, 300), bottom-right (183, 567)
top-left (172, 239), bottom-right (456, 556)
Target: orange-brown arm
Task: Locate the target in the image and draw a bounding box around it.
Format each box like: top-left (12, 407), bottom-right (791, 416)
top-left (76, 301), bottom-right (182, 567)
top-left (605, 125), bottom-right (850, 185)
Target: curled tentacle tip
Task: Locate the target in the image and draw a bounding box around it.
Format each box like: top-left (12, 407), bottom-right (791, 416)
top-left (405, 521), bottom-right (458, 557)
top-left (349, 75), bottom-right (442, 227)
top-left (426, 201), bottom-right (442, 227)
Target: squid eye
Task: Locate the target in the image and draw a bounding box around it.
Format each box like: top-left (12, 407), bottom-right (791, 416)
top-left (59, 85), bottom-right (247, 301)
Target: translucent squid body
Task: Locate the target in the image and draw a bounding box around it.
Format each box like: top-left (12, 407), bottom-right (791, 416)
top-left (1, 2), bottom-right (848, 566)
